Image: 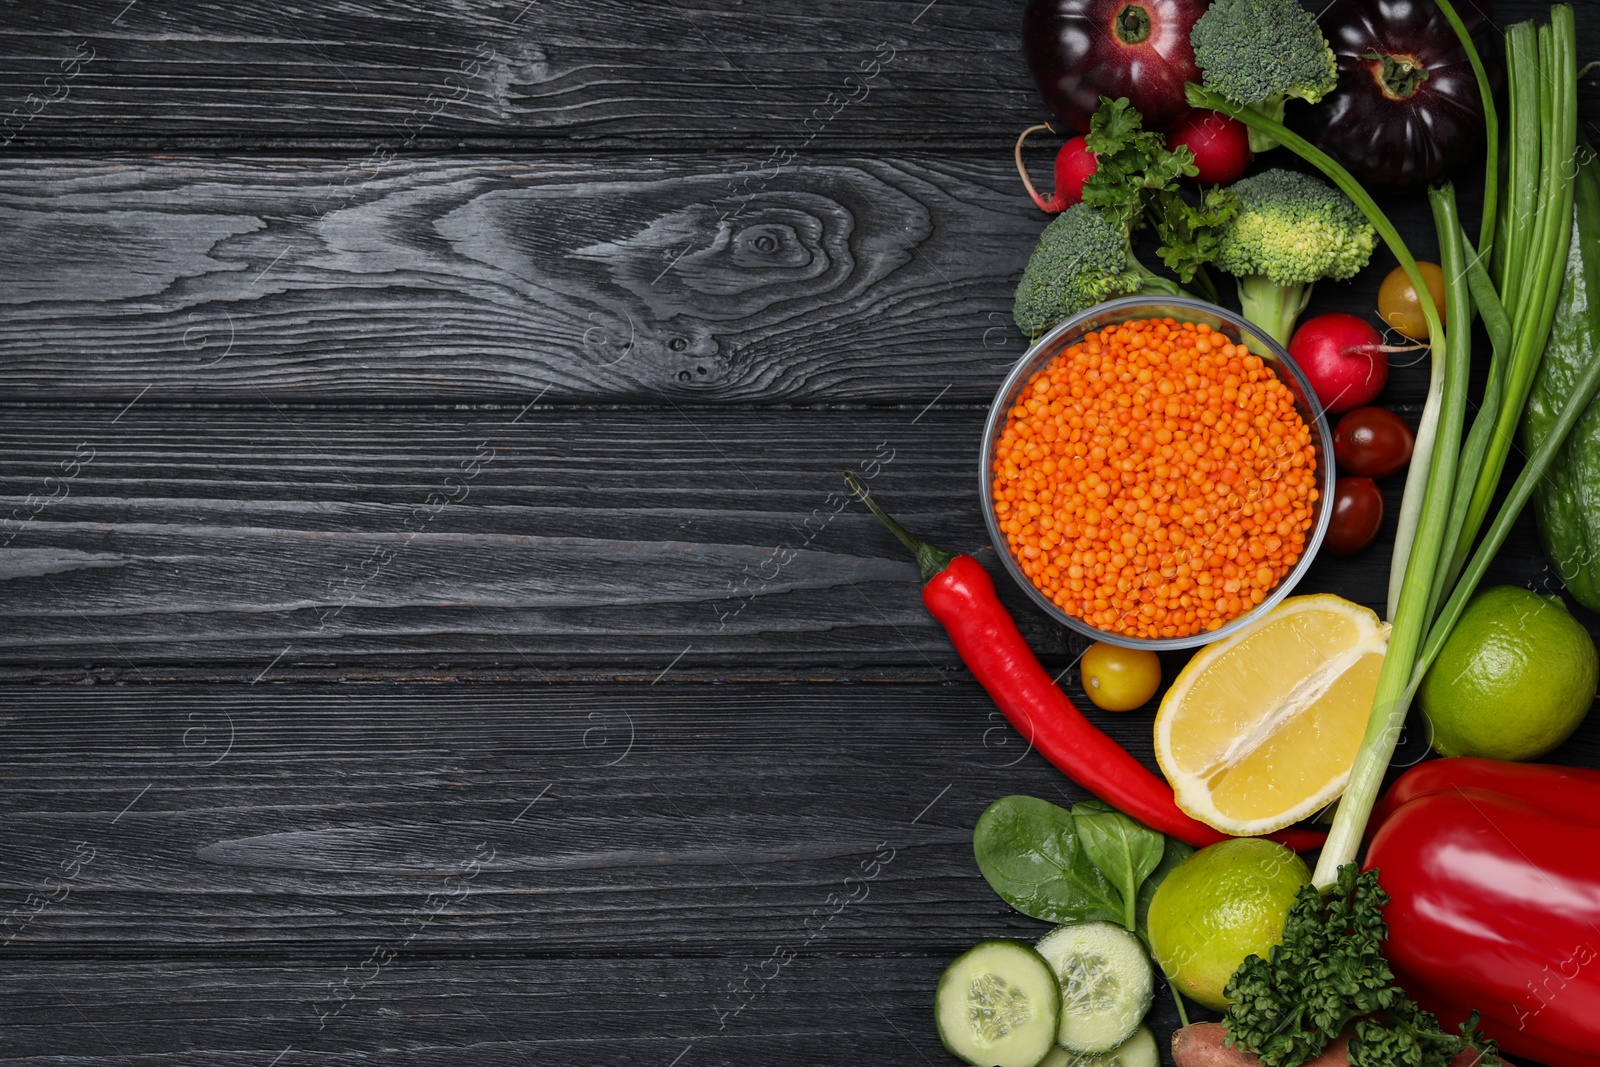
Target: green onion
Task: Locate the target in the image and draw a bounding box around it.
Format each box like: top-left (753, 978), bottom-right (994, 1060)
top-left (1312, 187), bottom-right (1469, 887)
top-left (1185, 84), bottom-right (1449, 888)
top-left (1416, 148), bottom-right (1600, 691)
top-left (1435, 0), bottom-right (1500, 260)
top-left (1425, 236), bottom-right (1507, 623)
top-left (1443, 8), bottom-right (1577, 598)
top-left (1184, 85), bottom-right (1448, 625)
top-left (1190, 8), bottom-right (1580, 884)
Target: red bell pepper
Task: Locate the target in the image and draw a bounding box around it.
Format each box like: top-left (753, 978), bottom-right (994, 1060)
top-left (1367, 758), bottom-right (1600, 1066)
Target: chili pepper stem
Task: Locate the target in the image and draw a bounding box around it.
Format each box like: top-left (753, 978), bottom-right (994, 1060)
top-left (843, 471), bottom-right (957, 584)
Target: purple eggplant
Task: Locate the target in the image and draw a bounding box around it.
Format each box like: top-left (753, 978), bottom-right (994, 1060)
top-left (1293, 0), bottom-right (1497, 191)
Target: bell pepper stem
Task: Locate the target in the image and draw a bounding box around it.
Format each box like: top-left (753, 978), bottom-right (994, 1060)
top-left (843, 471), bottom-right (958, 585)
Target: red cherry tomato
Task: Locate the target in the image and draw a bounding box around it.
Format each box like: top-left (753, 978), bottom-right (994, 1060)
top-left (1333, 407), bottom-right (1416, 478)
top-left (1325, 477), bottom-right (1384, 556)
top-left (1167, 108), bottom-right (1252, 186)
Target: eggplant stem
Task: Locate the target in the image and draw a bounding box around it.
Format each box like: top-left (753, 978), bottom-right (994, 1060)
top-left (1014, 123), bottom-right (1059, 214)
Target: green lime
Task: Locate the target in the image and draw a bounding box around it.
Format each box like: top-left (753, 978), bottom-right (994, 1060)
top-left (1419, 585), bottom-right (1598, 761)
top-left (1144, 839), bottom-right (1308, 1012)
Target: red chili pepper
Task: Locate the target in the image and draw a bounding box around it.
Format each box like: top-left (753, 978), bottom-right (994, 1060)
top-left (846, 472), bottom-right (1324, 852)
top-left (1368, 758), bottom-right (1600, 1065)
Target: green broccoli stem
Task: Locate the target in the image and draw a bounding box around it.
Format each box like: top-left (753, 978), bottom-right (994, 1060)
top-left (1234, 276), bottom-right (1310, 348)
top-left (1244, 97), bottom-right (1289, 154)
top-left (1185, 84), bottom-right (1449, 890)
top-left (1126, 244), bottom-right (1186, 299)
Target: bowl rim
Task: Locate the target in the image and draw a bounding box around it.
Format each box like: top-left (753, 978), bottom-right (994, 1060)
top-left (979, 295), bottom-right (1336, 651)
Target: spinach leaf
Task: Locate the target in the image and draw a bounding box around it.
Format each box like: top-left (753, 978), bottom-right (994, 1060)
top-left (1136, 836), bottom-right (1194, 943)
top-left (972, 796), bottom-right (1124, 926)
top-left (1071, 801), bottom-right (1166, 931)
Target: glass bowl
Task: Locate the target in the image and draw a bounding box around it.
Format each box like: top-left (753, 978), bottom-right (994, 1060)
top-left (979, 296), bottom-right (1334, 651)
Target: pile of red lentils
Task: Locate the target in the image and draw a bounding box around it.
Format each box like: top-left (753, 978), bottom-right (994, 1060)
top-left (991, 318), bottom-right (1319, 640)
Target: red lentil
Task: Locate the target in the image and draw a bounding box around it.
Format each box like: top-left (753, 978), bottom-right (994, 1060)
top-left (991, 317), bottom-right (1319, 640)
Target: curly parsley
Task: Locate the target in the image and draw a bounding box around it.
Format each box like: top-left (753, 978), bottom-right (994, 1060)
top-left (1080, 97), bottom-right (1239, 285)
top-left (1222, 865), bottom-right (1498, 1067)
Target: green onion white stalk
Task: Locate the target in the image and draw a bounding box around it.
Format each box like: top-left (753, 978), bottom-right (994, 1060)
top-left (1189, 5), bottom-right (1582, 885)
top-left (1185, 85), bottom-right (1451, 886)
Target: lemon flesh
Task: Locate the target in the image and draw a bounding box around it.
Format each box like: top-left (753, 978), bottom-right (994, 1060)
top-left (1155, 594), bottom-right (1388, 835)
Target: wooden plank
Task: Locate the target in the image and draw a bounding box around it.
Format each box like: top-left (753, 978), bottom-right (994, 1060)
top-left (0, 0), bottom-right (1033, 151)
top-left (0, 407), bottom-right (980, 674)
top-left (0, 682), bottom-right (1173, 955)
top-left (0, 153), bottom-right (1037, 403)
top-left (2, 679), bottom-right (1588, 1060)
top-left (0, 0), bottom-right (1589, 150)
top-left (0, 954), bottom-right (1194, 1065)
top-left (5, 401), bottom-right (1562, 678)
top-left (0, 154), bottom-right (1464, 405)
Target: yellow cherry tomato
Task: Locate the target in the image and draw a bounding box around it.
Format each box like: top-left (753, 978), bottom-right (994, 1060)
top-left (1377, 262), bottom-right (1447, 340)
top-left (1080, 642), bottom-right (1162, 711)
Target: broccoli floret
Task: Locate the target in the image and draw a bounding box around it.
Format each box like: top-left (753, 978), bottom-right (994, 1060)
top-left (1012, 203), bottom-right (1181, 339)
top-left (1215, 169), bottom-right (1377, 346)
top-left (1191, 0), bottom-right (1338, 153)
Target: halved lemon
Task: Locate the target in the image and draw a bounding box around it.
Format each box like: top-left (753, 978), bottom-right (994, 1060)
top-left (1154, 594), bottom-right (1389, 836)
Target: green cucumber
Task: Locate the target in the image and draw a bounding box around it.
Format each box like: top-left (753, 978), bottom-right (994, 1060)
top-left (1038, 1026), bottom-right (1160, 1067)
top-left (934, 939), bottom-right (1061, 1067)
top-left (1035, 922), bottom-right (1153, 1053)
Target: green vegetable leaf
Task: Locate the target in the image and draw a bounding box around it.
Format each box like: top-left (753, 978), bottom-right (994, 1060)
top-left (1223, 864), bottom-right (1496, 1067)
top-left (1154, 185), bottom-right (1240, 283)
top-left (972, 796), bottom-right (1125, 926)
top-left (1082, 96), bottom-right (1198, 232)
top-left (1135, 836), bottom-right (1193, 943)
top-left (1070, 801), bottom-right (1165, 932)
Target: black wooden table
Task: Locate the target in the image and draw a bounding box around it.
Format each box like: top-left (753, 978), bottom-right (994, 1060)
top-left (2, 2), bottom-right (1596, 1064)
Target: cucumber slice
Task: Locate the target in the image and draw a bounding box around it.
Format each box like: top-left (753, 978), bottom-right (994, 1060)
top-left (1037, 1026), bottom-right (1160, 1067)
top-left (934, 939), bottom-right (1061, 1067)
top-left (1035, 922), bottom-right (1153, 1053)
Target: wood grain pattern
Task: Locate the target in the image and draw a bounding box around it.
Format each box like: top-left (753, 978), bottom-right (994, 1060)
top-left (0, 0), bottom-right (1034, 151)
top-left (6, 403), bottom-right (1581, 678)
top-left (0, 153), bottom-right (1462, 405)
top-left (0, 0), bottom-right (1590, 151)
top-left (0, 682), bottom-right (1165, 954)
top-left (0, 955), bottom-right (1148, 1066)
top-left (0, 153), bottom-right (1032, 403)
top-left (0, 679), bottom-right (1588, 1061)
top-left (1, 2), bottom-right (1595, 1064)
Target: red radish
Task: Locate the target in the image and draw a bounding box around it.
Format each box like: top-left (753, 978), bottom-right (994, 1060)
top-left (1015, 123), bottom-right (1098, 213)
top-left (1168, 109), bottom-right (1252, 186)
top-left (1288, 312), bottom-right (1418, 414)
